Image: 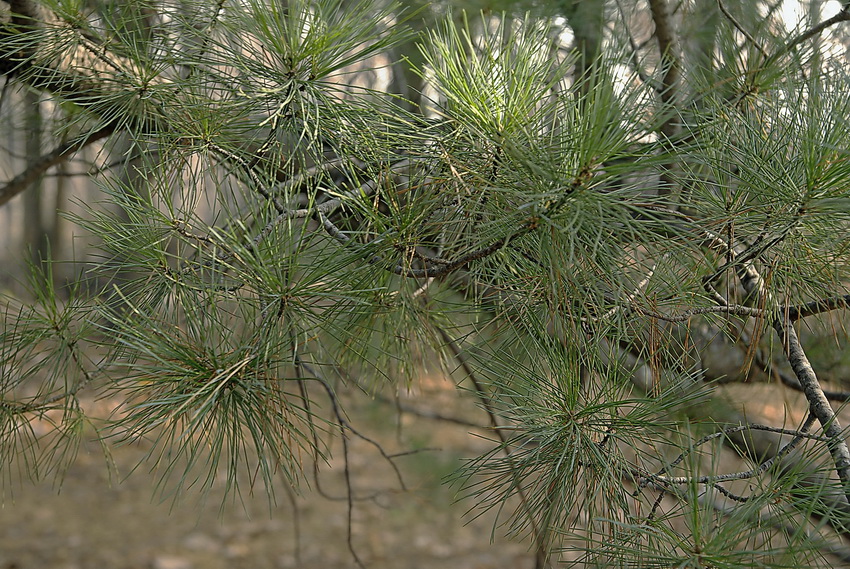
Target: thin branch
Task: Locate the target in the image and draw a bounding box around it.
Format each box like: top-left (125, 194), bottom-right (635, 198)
top-left (787, 294), bottom-right (850, 321)
top-left (271, 157), bottom-right (351, 195)
top-left (281, 483), bottom-right (302, 567)
top-left (702, 489), bottom-right (850, 564)
top-left (600, 259), bottom-right (660, 322)
top-left (633, 302), bottom-right (766, 322)
top-left (716, 0), bottom-right (768, 58)
top-left (640, 415), bottom-right (818, 502)
top-left (0, 125), bottom-right (114, 207)
top-left (317, 207), bottom-right (535, 279)
top-left (775, 366), bottom-right (850, 403)
top-left (434, 324), bottom-right (549, 568)
top-left (613, 0), bottom-right (663, 93)
top-left (733, 326), bottom-right (850, 403)
top-left (296, 357), bottom-right (408, 491)
top-left (435, 327), bottom-right (505, 439)
top-left (772, 5), bottom-right (850, 61)
top-left (206, 141), bottom-right (286, 214)
top-left (375, 394), bottom-right (486, 429)
top-left (327, 387), bottom-right (366, 569)
top-left (182, 159), bottom-right (401, 274)
top-left (647, 420), bottom-right (821, 480)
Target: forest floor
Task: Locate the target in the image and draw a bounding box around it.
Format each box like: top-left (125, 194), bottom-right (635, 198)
top-left (0, 334), bottom-right (843, 569)
top-left (0, 372), bottom-right (536, 569)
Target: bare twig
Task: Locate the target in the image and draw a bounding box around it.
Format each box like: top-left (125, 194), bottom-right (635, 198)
top-left (633, 302), bottom-right (766, 323)
top-left (639, 414), bottom-right (818, 506)
top-left (434, 324), bottom-right (550, 568)
top-left (775, 366), bottom-right (850, 403)
top-left (772, 5), bottom-right (850, 61)
top-left (717, 0), bottom-right (768, 58)
top-left (732, 326), bottom-right (850, 402)
top-left (206, 141), bottom-right (287, 214)
top-left (383, 396), bottom-right (485, 428)
top-left (0, 125), bottom-right (114, 207)
top-left (613, 0), bottom-right (663, 93)
top-left (787, 294), bottom-right (850, 321)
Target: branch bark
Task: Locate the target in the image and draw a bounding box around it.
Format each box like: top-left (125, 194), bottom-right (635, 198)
top-left (648, 0), bottom-right (682, 140)
top-left (734, 259), bottom-right (850, 503)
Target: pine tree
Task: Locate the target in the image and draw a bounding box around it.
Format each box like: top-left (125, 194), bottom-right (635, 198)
top-left (4, 0), bottom-right (850, 566)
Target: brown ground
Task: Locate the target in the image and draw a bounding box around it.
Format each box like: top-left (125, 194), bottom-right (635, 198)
top-left (0, 374), bottom-right (535, 569)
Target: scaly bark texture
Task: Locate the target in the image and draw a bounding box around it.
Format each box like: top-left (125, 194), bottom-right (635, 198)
top-left (736, 262), bottom-right (850, 503)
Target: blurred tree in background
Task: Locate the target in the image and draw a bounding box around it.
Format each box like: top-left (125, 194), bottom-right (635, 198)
top-left (4, 0), bottom-right (850, 566)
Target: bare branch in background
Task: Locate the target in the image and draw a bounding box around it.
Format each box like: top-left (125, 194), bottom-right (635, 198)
top-left (0, 125), bottom-right (113, 206)
top-left (774, 3), bottom-right (850, 60)
top-left (648, 0), bottom-right (682, 140)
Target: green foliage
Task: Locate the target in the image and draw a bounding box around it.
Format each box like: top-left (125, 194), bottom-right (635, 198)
top-left (3, 0), bottom-right (850, 566)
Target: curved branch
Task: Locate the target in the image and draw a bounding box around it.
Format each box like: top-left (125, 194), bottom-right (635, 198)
top-left (775, 366), bottom-right (850, 403)
top-left (316, 202), bottom-right (536, 279)
top-left (434, 324), bottom-right (549, 568)
top-left (733, 325), bottom-right (850, 402)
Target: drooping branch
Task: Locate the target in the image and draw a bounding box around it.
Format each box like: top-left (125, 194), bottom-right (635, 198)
top-left (733, 325), bottom-right (850, 402)
top-left (433, 323), bottom-right (549, 568)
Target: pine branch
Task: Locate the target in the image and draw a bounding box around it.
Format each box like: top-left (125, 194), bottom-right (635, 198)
top-left (788, 294), bottom-right (850, 321)
top-left (722, 241), bottom-right (850, 503)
